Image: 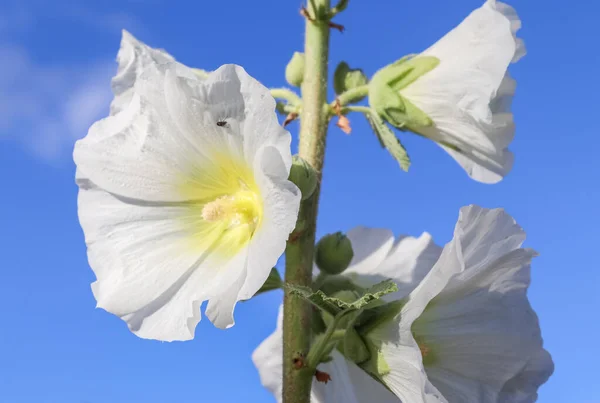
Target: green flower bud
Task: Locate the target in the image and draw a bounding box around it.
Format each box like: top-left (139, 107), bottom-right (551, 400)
top-left (289, 155), bottom-right (317, 200)
top-left (285, 52), bottom-right (305, 88)
top-left (333, 62), bottom-right (368, 97)
top-left (315, 232), bottom-right (354, 275)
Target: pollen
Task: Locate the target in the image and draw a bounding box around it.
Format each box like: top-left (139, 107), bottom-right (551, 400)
top-left (178, 150), bottom-right (263, 259)
top-left (201, 196), bottom-right (232, 222)
top-left (201, 191), bottom-right (261, 229)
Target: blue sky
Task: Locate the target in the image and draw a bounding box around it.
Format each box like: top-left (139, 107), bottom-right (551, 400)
top-left (0, 0), bottom-right (598, 402)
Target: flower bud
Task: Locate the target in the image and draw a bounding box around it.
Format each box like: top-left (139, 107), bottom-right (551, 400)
top-left (333, 61), bottom-right (368, 97)
top-left (285, 52), bottom-right (305, 88)
top-left (315, 232), bottom-right (354, 275)
top-left (289, 155), bottom-right (317, 200)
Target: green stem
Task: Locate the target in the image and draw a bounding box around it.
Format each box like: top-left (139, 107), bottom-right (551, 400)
top-left (306, 312), bottom-right (346, 368)
top-left (283, 1), bottom-right (331, 402)
top-left (270, 88), bottom-right (302, 106)
top-left (335, 85), bottom-right (369, 107)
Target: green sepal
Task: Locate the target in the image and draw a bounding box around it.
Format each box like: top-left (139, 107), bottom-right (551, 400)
top-left (285, 52), bottom-right (305, 88)
top-left (289, 155), bottom-right (318, 201)
top-left (252, 268), bottom-right (282, 297)
top-left (388, 56), bottom-right (440, 91)
top-left (365, 111), bottom-right (411, 171)
top-left (339, 321), bottom-right (370, 364)
top-left (285, 279), bottom-right (398, 316)
top-left (358, 338), bottom-right (393, 390)
top-left (333, 62), bottom-right (368, 98)
top-left (369, 76), bottom-right (433, 131)
top-left (372, 56), bottom-right (439, 92)
top-left (387, 96), bottom-right (434, 130)
top-left (331, 0), bottom-right (349, 14)
top-left (355, 299), bottom-right (404, 335)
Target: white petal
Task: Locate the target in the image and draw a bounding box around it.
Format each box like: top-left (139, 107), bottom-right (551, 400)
top-left (239, 147), bottom-right (300, 301)
top-left (498, 348), bottom-right (554, 403)
top-left (345, 227), bottom-right (395, 277)
top-left (111, 30), bottom-right (178, 115)
top-left (376, 206), bottom-right (550, 402)
top-left (78, 180), bottom-right (237, 341)
top-left (345, 229), bottom-right (441, 300)
top-left (415, 248), bottom-right (541, 403)
top-left (402, 1), bottom-right (525, 183)
top-left (252, 307), bottom-right (285, 402)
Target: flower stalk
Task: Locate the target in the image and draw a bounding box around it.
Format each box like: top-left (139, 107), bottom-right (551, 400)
top-left (282, 0), bottom-right (331, 402)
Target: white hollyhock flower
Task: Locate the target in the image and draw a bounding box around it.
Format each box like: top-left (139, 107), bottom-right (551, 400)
top-left (74, 51), bottom-right (301, 340)
top-left (253, 207), bottom-right (552, 402)
top-left (252, 230), bottom-right (442, 403)
top-left (366, 206), bottom-right (552, 403)
top-left (402, 0), bottom-right (526, 183)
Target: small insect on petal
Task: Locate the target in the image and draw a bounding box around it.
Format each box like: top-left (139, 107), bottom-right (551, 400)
top-left (315, 369), bottom-right (332, 384)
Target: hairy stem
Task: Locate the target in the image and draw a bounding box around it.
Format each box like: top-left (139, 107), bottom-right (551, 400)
top-left (283, 1), bottom-right (331, 402)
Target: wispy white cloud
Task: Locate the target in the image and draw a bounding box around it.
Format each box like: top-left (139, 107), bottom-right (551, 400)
top-left (0, 44), bottom-right (115, 161)
top-left (0, 1), bottom-right (144, 162)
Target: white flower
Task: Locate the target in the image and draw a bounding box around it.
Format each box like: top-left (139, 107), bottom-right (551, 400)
top-left (74, 45), bottom-right (301, 341)
top-left (253, 207), bottom-right (552, 402)
top-left (252, 230), bottom-right (441, 403)
top-left (367, 206), bottom-right (553, 403)
top-left (401, 0), bottom-right (526, 183)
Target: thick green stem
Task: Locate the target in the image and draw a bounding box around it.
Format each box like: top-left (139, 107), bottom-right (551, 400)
top-left (283, 1), bottom-right (331, 402)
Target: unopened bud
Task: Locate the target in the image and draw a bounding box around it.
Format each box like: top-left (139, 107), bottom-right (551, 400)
top-left (315, 232), bottom-right (354, 275)
top-left (285, 52), bottom-right (305, 88)
top-left (334, 62), bottom-right (368, 97)
top-left (289, 155), bottom-right (317, 200)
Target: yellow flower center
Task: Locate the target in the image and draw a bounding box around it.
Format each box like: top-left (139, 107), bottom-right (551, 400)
top-left (178, 151), bottom-right (263, 259)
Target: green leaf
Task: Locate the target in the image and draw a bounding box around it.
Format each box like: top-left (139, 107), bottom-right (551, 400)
top-left (366, 112), bottom-right (411, 171)
top-left (286, 280), bottom-right (398, 315)
top-left (253, 268), bottom-right (282, 297)
top-left (285, 284), bottom-right (345, 316)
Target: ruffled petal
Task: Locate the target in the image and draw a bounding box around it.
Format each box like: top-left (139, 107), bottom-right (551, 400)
top-left (374, 206), bottom-right (550, 402)
top-left (111, 30), bottom-right (180, 115)
top-left (78, 179), bottom-right (240, 341)
top-left (345, 227), bottom-right (395, 277)
top-left (498, 348), bottom-right (554, 403)
top-left (239, 147), bottom-right (300, 301)
top-left (402, 1), bottom-right (525, 183)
